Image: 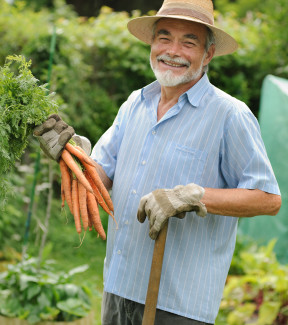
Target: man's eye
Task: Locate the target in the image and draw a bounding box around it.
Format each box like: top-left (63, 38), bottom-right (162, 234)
top-left (185, 42), bottom-right (195, 46)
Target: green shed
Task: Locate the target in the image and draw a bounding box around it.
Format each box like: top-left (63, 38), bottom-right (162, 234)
top-left (239, 75), bottom-right (288, 263)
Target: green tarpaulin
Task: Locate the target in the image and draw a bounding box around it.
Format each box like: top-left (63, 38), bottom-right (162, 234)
top-left (239, 75), bottom-right (288, 264)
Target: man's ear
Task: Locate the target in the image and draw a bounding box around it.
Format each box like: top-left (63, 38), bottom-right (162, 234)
top-left (204, 44), bottom-right (215, 65)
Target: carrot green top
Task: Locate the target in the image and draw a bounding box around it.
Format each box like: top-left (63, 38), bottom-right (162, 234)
top-left (0, 55), bottom-right (58, 198)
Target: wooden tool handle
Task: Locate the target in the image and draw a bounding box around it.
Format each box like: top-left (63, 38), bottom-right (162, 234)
top-left (142, 221), bottom-right (169, 325)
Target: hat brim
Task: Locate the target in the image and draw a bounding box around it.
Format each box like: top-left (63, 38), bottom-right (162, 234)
top-left (127, 15), bottom-right (238, 57)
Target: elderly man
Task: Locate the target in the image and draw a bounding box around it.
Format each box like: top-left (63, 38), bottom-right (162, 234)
top-left (35, 0), bottom-right (281, 324)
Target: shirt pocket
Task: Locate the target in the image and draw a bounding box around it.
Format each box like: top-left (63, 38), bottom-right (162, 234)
top-left (156, 142), bottom-right (207, 188)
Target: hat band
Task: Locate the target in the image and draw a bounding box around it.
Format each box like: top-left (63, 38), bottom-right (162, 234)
top-left (157, 8), bottom-right (214, 25)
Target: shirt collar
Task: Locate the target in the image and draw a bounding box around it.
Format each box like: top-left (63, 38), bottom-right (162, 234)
top-left (141, 80), bottom-right (161, 101)
top-left (141, 73), bottom-right (210, 108)
top-left (184, 73), bottom-right (210, 108)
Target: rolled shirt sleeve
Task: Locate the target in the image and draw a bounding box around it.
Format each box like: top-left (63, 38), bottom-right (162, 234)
top-left (221, 107), bottom-right (280, 195)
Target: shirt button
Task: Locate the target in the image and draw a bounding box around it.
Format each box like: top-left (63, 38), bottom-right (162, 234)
top-left (152, 130), bottom-right (156, 135)
top-left (132, 190), bottom-right (137, 194)
top-left (142, 160), bottom-right (146, 165)
top-left (117, 250), bottom-right (121, 255)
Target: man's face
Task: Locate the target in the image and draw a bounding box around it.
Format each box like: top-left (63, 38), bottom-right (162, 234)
top-left (150, 18), bottom-right (214, 87)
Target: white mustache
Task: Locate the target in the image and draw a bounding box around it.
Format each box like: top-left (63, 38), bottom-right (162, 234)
top-left (156, 54), bottom-right (190, 67)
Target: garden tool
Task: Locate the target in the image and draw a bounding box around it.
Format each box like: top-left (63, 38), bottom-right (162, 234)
top-left (142, 220), bottom-right (169, 325)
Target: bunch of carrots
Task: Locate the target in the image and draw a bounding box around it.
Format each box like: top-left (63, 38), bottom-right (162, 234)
top-left (59, 142), bottom-right (117, 241)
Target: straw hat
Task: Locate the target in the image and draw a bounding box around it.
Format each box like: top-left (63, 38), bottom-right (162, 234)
top-left (127, 0), bottom-right (238, 56)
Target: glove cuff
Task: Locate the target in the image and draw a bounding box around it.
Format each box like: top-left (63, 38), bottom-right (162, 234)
top-left (72, 135), bottom-right (91, 156)
top-left (174, 183), bottom-right (207, 217)
top-left (174, 183), bottom-right (204, 202)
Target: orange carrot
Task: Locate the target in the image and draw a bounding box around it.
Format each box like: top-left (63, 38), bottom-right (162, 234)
top-left (87, 210), bottom-right (93, 231)
top-left (87, 191), bottom-right (106, 240)
top-left (59, 158), bottom-right (73, 214)
top-left (72, 178), bottom-right (81, 234)
top-left (65, 143), bottom-right (95, 168)
top-left (85, 171), bottom-right (110, 214)
top-left (61, 149), bottom-right (94, 195)
top-left (85, 171), bottom-right (118, 229)
top-left (75, 145), bottom-right (98, 168)
top-left (78, 181), bottom-right (89, 231)
top-left (75, 146), bottom-right (115, 218)
top-left (82, 161), bottom-right (114, 213)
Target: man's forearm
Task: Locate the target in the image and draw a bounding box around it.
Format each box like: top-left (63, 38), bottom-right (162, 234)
top-left (201, 188), bottom-right (281, 217)
top-left (94, 162), bottom-right (113, 191)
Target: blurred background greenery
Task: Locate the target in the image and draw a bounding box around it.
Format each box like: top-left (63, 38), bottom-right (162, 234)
top-left (0, 0), bottom-right (287, 324)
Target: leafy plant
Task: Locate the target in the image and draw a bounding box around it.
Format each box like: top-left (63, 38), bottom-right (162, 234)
top-left (0, 55), bottom-right (58, 202)
top-left (216, 239), bottom-right (288, 325)
top-left (0, 257), bottom-right (92, 324)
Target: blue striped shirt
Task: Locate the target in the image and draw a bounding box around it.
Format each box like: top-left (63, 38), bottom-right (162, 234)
top-left (91, 74), bottom-right (280, 323)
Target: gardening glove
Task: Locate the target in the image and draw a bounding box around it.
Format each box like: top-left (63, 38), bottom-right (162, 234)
top-left (33, 114), bottom-right (75, 161)
top-left (137, 183), bottom-right (207, 240)
top-left (72, 134), bottom-right (92, 156)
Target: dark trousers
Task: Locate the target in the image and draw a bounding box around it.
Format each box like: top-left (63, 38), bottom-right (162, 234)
top-left (101, 291), bottom-right (213, 325)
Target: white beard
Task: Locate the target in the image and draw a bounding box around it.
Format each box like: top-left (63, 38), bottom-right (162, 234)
top-left (150, 54), bottom-right (204, 87)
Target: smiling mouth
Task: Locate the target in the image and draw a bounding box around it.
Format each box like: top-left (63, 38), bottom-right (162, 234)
top-left (158, 58), bottom-right (190, 69)
top-left (160, 59), bottom-right (187, 68)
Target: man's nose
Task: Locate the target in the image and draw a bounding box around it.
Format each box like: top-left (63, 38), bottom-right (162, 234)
top-left (166, 41), bottom-right (181, 57)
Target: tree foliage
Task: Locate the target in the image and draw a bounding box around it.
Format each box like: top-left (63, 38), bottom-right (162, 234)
top-left (209, 0), bottom-right (288, 116)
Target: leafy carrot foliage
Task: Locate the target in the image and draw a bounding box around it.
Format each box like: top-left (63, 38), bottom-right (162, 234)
top-left (0, 55), bottom-right (58, 201)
